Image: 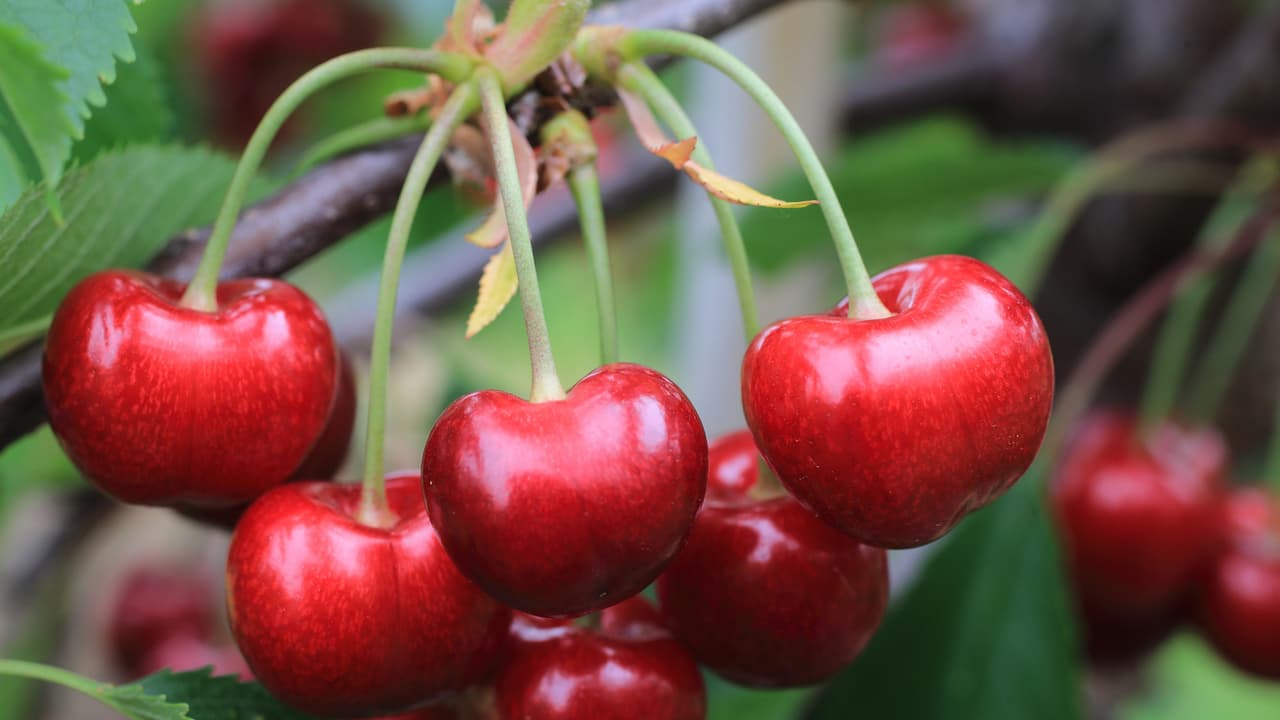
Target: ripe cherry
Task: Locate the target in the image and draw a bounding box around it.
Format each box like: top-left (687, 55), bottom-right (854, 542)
top-left (178, 349), bottom-right (358, 530)
top-left (190, 0), bottom-right (382, 147)
top-left (742, 255), bottom-right (1053, 548)
top-left (493, 596), bottom-right (706, 719)
top-left (1197, 487), bottom-right (1280, 680)
top-left (658, 430), bottom-right (889, 687)
top-left (227, 471), bottom-right (509, 717)
top-left (43, 270), bottom-right (338, 508)
top-left (1051, 410), bottom-right (1225, 661)
top-left (107, 567), bottom-right (216, 677)
top-left (423, 363), bottom-right (707, 618)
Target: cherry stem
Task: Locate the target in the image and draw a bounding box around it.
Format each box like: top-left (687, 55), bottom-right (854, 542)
top-left (618, 61), bottom-right (761, 340)
top-left (180, 48), bottom-right (474, 312)
top-left (1137, 209), bottom-right (1239, 435)
top-left (292, 114), bottom-right (432, 178)
top-left (617, 30), bottom-right (889, 320)
top-left (1185, 227), bottom-right (1280, 423)
top-left (0, 660), bottom-right (124, 715)
top-left (477, 68), bottom-right (566, 402)
top-left (567, 161), bottom-right (620, 365)
top-left (1008, 123), bottom-right (1261, 291)
top-left (358, 83), bottom-right (480, 527)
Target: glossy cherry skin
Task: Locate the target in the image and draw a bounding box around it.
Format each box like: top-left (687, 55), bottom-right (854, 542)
top-left (179, 349), bottom-right (358, 530)
top-left (423, 363), bottom-right (707, 618)
top-left (227, 472), bottom-right (509, 717)
top-left (1197, 488), bottom-right (1280, 680)
top-left (1051, 410), bottom-right (1225, 661)
top-left (658, 430), bottom-right (889, 687)
top-left (493, 597), bottom-right (706, 720)
top-left (742, 255), bottom-right (1054, 548)
top-left (43, 270), bottom-right (338, 508)
top-left (107, 567), bottom-right (216, 676)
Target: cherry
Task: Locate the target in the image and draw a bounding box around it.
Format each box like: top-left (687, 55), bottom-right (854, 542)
top-left (1050, 410), bottom-right (1225, 661)
top-left (107, 567), bottom-right (217, 677)
top-left (179, 349), bottom-right (358, 529)
top-left (658, 430), bottom-right (889, 687)
top-left (227, 471), bottom-right (509, 717)
top-left (135, 633), bottom-right (253, 681)
top-left (43, 270), bottom-right (338, 508)
top-left (493, 596), bottom-right (706, 719)
top-left (422, 363), bottom-right (707, 618)
top-left (1196, 487), bottom-right (1280, 680)
top-left (742, 255), bottom-right (1053, 548)
top-left (190, 0), bottom-right (382, 147)
top-left (875, 2), bottom-right (968, 70)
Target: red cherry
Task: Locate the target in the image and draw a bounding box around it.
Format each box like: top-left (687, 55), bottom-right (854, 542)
top-left (875, 2), bottom-right (968, 70)
top-left (227, 472), bottom-right (509, 717)
top-left (493, 597), bottom-right (706, 719)
top-left (43, 270), bottom-right (338, 508)
top-left (422, 363), bottom-right (707, 618)
top-left (742, 255), bottom-right (1053, 548)
top-left (658, 430), bottom-right (888, 687)
top-left (179, 349), bottom-right (358, 530)
top-left (1197, 488), bottom-right (1280, 680)
top-left (1051, 410), bottom-right (1224, 661)
top-left (291, 348), bottom-right (358, 480)
top-left (135, 633), bottom-right (253, 681)
top-left (107, 567), bottom-right (216, 677)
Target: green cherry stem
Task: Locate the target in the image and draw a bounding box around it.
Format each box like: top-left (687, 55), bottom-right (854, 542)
top-left (180, 48), bottom-right (474, 311)
top-left (567, 161), bottom-right (619, 364)
top-left (358, 83), bottom-right (480, 526)
top-left (1185, 228), bottom-right (1280, 423)
top-left (617, 30), bottom-right (889, 320)
top-left (477, 68), bottom-right (566, 402)
top-left (0, 660), bottom-right (130, 717)
top-left (618, 61), bottom-right (761, 339)
top-left (542, 109), bottom-right (618, 365)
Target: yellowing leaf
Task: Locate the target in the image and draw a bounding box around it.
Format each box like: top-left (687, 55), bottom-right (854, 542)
top-left (655, 136), bottom-right (697, 168)
top-left (685, 161), bottom-right (819, 208)
top-left (466, 243), bottom-right (517, 338)
top-left (466, 118), bottom-right (538, 248)
top-left (617, 86), bottom-right (817, 209)
top-left (616, 87), bottom-right (667, 153)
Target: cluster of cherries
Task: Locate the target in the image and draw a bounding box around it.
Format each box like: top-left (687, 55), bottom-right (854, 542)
top-left (1052, 410), bottom-right (1280, 679)
top-left (40, 252), bottom-right (1054, 717)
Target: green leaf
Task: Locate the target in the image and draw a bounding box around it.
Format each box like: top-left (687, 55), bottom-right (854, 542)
top-left (101, 682), bottom-right (192, 720)
top-left (140, 669), bottom-right (320, 720)
top-left (708, 679), bottom-right (811, 720)
top-left (806, 465), bottom-right (1081, 720)
top-left (0, 0), bottom-right (137, 134)
top-left (0, 315), bottom-right (48, 358)
top-left (0, 135), bottom-right (25, 213)
top-left (74, 41), bottom-right (172, 162)
top-left (0, 21), bottom-right (75, 194)
top-left (0, 144), bottom-right (264, 336)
